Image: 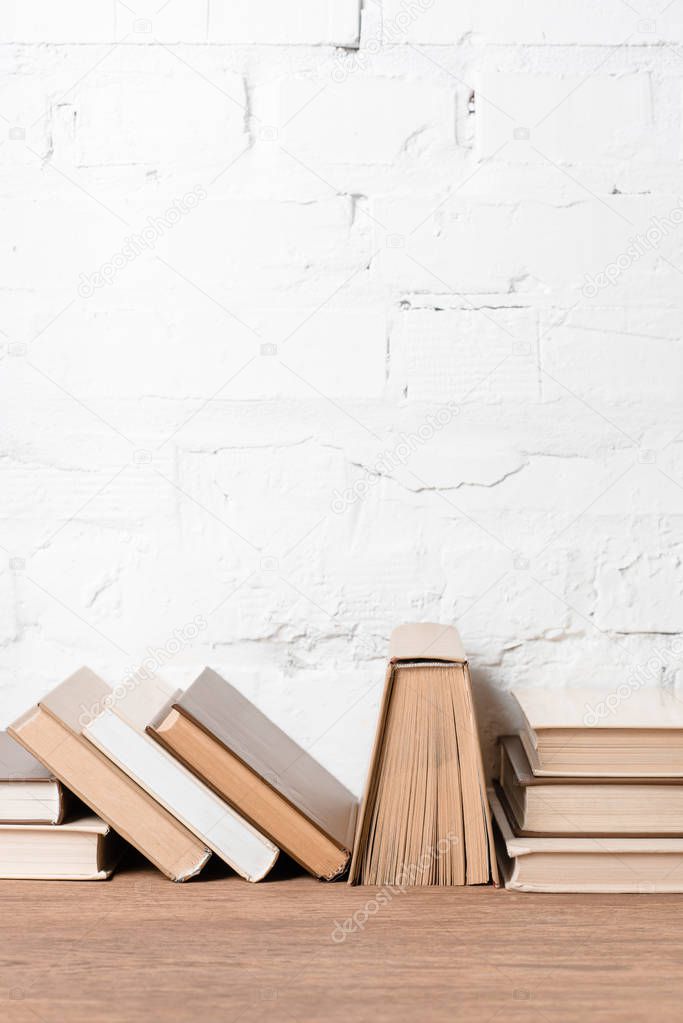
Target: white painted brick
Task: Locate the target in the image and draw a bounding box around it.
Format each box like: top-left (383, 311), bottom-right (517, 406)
top-left (231, 308), bottom-right (388, 399)
top-left (373, 196), bottom-right (642, 299)
top-left (0, 1), bottom-right (113, 43)
top-left (390, 307), bottom-right (539, 404)
top-left (372, 197), bottom-right (522, 294)
top-left (476, 1), bottom-right (655, 45)
top-left (114, 1), bottom-right (209, 43)
top-left (69, 50), bottom-right (247, 175)
top-left (0, 199), bottom-right (124, 298)
top-left (156, 194), bottom-right (369, 302)
top-left (29, 304), bottom-right (386, 401)
top-left (378, 0), bottom-right (472, 44)
top-left (593, 523), bottom-right (683, 633)
top-left (368, 2), bottom-right (683, 46)
top-left (177, 443), bottom-right (348, 554)
top-left (540, 306), bottom-right (683, 406)
top-left (208, 0), bottom-right (361, 46)
top-left (280, 76), bottom-right (454, 164)
top-left (476, 72), bottom-right (653, 164)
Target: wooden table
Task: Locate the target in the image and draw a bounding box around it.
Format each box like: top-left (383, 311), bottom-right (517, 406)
top-left (2, 855), bottom-right (682, 1022)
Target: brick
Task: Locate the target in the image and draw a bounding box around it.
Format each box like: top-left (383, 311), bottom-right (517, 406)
top-left (390, 306), bottom-right (539, 403)
top-left (540, 306), bottom-right (683, 406)
top-left (476, 72), bottom-right (653, 164)
top-left (69, 49), bottom-right (247, 177)
top-left (280, 76), bottom-right (454, 165)
top-left (208, 0), bottom-right (361, 46)
top-left (226, 307), bottom-right (388, 399)
top-left (0, 0), bottom-right (113, 43)
top-left (381, 1), bottom-right (683, 45)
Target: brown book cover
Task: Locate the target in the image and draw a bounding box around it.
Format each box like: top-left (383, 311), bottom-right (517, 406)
top-left (148, 668), bottom-right (357, 879)
top-left (349, 623), bottom-right (499, 886)
top-left (9, 668), bottom-right (211, 881)
top-left (0, 730), bottom-right (67, 824)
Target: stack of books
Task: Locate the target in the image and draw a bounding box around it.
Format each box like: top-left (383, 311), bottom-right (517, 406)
top-left (1, 622), bottom-right (497, 886)
top-left (0, 731), bottom-right (119, 880)
top-left (493, 688), bottom-right (683, 892)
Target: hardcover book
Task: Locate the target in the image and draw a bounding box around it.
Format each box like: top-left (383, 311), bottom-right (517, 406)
top-left (148, 668), bottom-right (357, 880)
top-left (9, 668), bottom-right (212, 882)
top-left (491, 786), bottom-right (683, 893)
top-left (513, 687), bottom-right (683, 777)
top-left (84, 677), bottom-right (279, 881)
top-left (499, 734), bottom-right (683, 836)
top-left (0, 730), bottom-right (66, 824)
top-left (0, 814), bottom-right (119, 880)
top-left (349, 623), bottom-right (498, 886)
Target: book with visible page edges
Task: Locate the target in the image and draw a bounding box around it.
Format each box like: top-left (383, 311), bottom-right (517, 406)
top-left (491, 786), bottom-right (683, 893)
top-left (513, 687), bottom-right (683, 777)
top-left (0, 814), bottom-right (120, 880)
top-left (498, 734), bottom-right (683, 836)
top-left (83, 675), bottom-right (280, 881)
top-left (349, 624), bottom-right (498, 886)
top-left (9, 668), bottom-right (212, 882)
top-left (148, 668), bottom-right (357, 880)
top-left (0, 730), bottom-right (67, 824)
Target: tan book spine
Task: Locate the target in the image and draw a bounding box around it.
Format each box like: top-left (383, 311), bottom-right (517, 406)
top-left (348, 661), bottom-right (395, 884)
top-left (10, 707), bottom-right (211, 882)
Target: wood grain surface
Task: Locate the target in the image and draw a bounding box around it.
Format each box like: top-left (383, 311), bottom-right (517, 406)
top-left (2, 853), bottom-right (682, 1022)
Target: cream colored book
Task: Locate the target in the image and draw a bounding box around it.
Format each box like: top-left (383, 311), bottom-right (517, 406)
top-left (9, 668), bottom-right (211, 882)
top-left (0, 730), bottom-right (66, 823)
top-left (349, 624), bottom-right (498, 887)
top-left (513, 687), bottom-right (683, 777)
top-left (499, 735), bottom-right (683, 836)
top-left (84, 677), bottom-right (280, 881)
top-left (491, 787), bottom-right (683, 893)
top-left (0, 815), bottom-right (119, 880)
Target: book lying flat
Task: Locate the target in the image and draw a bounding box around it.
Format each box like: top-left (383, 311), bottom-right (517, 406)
top-left (513, 687), bottom-right (683, 777)
top-left (0, 730), bottom-right (66, 824)
top-left (349, 624), bottom-right (498, 886)
top-left (499, 735), bottom-right (683, 836)
top-left (9, 668), bottom-right (212, 882)
top-left (491, 787), bottom-right (683, 893)
top-left (148, 668), bottom-right (357, 880)
top-left (0, 814), bottom-right (119, 880)
top-left (84, 677), bottom-right (279, 881)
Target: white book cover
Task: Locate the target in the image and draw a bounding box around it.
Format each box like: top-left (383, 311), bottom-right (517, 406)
top-left (84, 679), bottom-right (279, 882)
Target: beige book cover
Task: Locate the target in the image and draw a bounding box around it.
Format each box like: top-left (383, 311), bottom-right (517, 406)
top-left (491, 787), bottom-right (683, 893)
top-left (513, 687), bottom-right (683, 777)
top-left (9, 668), bottom-right (211, 882)
top-left (499, 734), bottom-right (683, 836)
top-left (513, 687), bottom-right (683, 730)
top-left (0, 814), bottom-right (120, 880)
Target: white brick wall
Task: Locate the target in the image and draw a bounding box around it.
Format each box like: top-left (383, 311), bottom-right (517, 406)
top-left (2, 1), bottom-right (683, 789)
